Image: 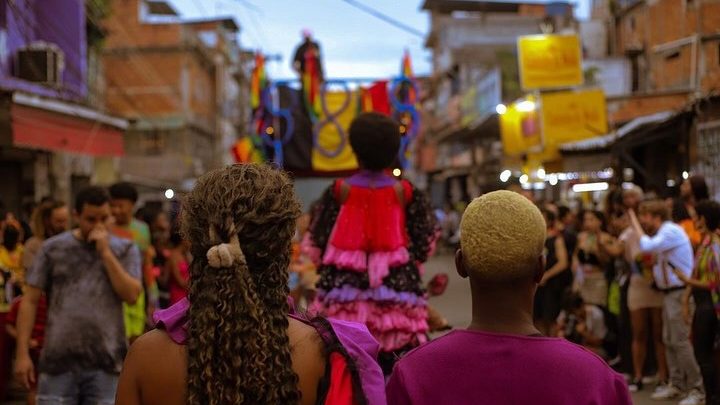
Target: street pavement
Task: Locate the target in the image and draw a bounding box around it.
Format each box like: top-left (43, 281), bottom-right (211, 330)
top-left (424, 252), bottom-right (677, 405)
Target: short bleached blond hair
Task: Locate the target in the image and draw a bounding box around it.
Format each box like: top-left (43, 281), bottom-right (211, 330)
top-left (460, 190), bottom-right (546, 282)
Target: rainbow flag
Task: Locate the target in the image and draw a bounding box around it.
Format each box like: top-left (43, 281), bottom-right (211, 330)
top-left (302, 48), bottom-right (322, 121)
top-left (231, 136), bottom-right (264, 163)
top-left (400, 50), bottom-right (416, 104)
top-left (251, 53), bottom-right (267, 110)
top-left (401, 49), bottom-right (414, 78)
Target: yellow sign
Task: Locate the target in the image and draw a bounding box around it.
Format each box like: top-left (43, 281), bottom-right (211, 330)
top-left (500, 90), bottom-right (607, 164)
top-left (540, 88), bottom-right (608, 148)
top-left (499, 98), bottom-right (542, 157)
top-left (518, 34), bottom-right (583, 90)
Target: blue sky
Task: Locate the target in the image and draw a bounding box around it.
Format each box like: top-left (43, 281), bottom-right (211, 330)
top-left (169, 0), bottom-right (589, 80)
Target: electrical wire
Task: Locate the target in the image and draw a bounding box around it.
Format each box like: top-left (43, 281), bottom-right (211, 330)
top-left (338, 0), bottom-right (425, 38)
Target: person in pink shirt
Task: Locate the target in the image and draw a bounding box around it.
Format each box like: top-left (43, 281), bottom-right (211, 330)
top-left (165, 230), bottom-right (190, 305)
top-left (386, 190), bottom-right (632, 405)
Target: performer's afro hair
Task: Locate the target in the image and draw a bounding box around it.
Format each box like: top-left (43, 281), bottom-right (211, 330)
top-left (460, 190), bottom-right (546, 282)
top-left (349, 112), bottom-right (401, 171)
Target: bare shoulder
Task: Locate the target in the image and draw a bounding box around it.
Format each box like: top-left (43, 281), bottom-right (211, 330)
top-left (125, 329), bottom-right (188, 405)
top-left (288, 317), bottom-right (325, 354)
top-left (127, 329), bottom-right (177, 359)
top-left (288, 317), bottom-right (327, 405)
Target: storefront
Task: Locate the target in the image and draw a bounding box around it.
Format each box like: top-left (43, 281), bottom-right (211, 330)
top-left (0, 92), bottom-right (127, 213)
top-left (611, 111), bottom-right (691, 196)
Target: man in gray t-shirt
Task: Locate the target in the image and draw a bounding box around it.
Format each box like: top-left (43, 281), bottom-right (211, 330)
top-left (14, 186), bottom-right (142, 404)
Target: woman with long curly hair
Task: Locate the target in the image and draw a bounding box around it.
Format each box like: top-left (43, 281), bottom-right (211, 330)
top-left (115, 163), bottom-right (385, 405)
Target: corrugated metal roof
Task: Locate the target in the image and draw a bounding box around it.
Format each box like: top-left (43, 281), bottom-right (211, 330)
top-left (559, 110), bottom-right (675, 153)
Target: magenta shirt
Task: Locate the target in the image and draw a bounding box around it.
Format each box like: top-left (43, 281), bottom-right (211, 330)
top-left (386, 329), bottom-right (632, 405)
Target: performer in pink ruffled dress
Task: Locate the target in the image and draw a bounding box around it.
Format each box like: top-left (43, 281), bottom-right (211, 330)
top-left (305, 112), bottom-right (437, 373)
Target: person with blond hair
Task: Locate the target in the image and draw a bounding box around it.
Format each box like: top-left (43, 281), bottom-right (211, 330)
top-left (386, 191), bottom-right (630, 405)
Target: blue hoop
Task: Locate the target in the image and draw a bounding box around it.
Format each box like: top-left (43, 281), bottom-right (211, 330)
top-left (260, 84), bottom-right (295, 150)
top-left (390, 76), bottom-right (421, 168)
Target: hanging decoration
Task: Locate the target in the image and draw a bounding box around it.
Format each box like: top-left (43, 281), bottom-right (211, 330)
top-left (231, 136), bottom-right (264, 163)
top-left (250, 52), bottom-right (273, 149)
top-left (358, 81), bottom-right (391, 116)
top-left (248, 52), bottom-right (296, 167)
top-left (302, 47), bottom-right (323, 122)
top-left (313, 80), bottom-right (353, 159)
top-left (390, 50), bottom-right (420, 169)
top-left (247, 50), bottom-right (423, 175)
top-left (261, 85), bottom-right (296, 168)
top-left (250, 52), bottom-right (267, 111)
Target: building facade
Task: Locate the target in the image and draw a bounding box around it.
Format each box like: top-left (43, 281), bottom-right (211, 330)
top-left (422, 0), bottom-right (720, 203)
top-left (421, 0), bottom-right (576, 206)
top-left (568, 0), bottom-right (720, 195)
top-left (0, 0), bottom-right (127, 215)
top-left (102, 0), bottom-right (245, 198)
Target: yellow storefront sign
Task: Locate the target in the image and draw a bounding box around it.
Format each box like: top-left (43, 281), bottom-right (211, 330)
top-left (499, 99), bottom-right (542, 157)
top-left (518, 34), bottom-right (583, 90)
top-left (500, 89), bottom-right (607, 163)
top-left (540, 88), bottom-right (608, 150)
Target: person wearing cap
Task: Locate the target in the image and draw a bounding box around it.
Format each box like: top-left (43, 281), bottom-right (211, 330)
top-left (386, 190), bottom-right (631, 405)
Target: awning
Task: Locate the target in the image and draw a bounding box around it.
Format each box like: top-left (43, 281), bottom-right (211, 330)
top-left (559, 133), bottom-right (615, 152)
top-left (10, 93), bottom-right (127, 157)
top-left (436, 113), bottom-right (499, 144)
top-left (559, 110), bottom-right (675, 153)
top-left (562, 152), bottom-right (613, 172)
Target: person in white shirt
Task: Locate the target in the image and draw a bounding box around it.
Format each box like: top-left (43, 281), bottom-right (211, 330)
top-left (630, 200), bottom-right (704, 405)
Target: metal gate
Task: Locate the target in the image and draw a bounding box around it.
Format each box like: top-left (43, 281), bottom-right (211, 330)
top-left (695, 120), bottom-right (720, 200)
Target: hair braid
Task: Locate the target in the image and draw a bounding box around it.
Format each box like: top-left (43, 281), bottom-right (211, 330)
top-left (182, 164), bottom-right (302, 404)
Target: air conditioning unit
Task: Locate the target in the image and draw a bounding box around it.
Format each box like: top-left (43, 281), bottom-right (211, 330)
top-left (14, 44), bottom-right (63, 86)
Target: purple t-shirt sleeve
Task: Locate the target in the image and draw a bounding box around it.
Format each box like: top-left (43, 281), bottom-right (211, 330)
top-left (386, 365), bottom-right (412, 405)
top-left (613, 373), bottom-right (633, 405)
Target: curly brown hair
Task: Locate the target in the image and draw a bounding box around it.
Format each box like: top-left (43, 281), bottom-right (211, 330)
top-left (181, 164), bottom-right (302, 404)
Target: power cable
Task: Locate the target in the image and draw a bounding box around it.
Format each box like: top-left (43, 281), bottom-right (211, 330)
top-left (338, 0), bottom-right (425, 38)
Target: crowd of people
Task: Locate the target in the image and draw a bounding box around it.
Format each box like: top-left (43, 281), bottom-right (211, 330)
top-left (0, 111), bottom-right (717, 405)
top-left (508, 174), bottom-right (719, 405)
top-left (422, 170), bottom-right (720, 405)
top-left (0, 183), bottom-right (192, 404)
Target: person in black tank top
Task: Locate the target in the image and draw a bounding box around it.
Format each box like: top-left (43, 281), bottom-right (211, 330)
top-left (535, 209), bottom-right (571, 335)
